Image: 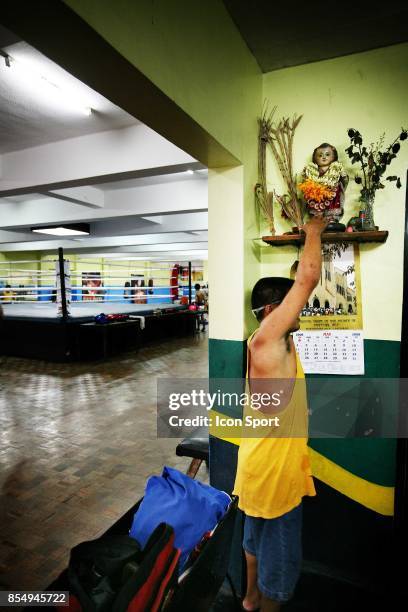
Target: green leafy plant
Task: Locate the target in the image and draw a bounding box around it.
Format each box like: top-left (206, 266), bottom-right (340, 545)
top-left (345, 128), bottom-right (407, 200)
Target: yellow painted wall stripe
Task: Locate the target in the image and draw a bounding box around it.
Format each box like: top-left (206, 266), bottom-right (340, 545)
top-left (308, 447), bottom-right (394, 516)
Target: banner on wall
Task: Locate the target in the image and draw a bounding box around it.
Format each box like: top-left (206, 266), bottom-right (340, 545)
top-left (299, 243), bottom-right (362, 331)
top-left (192, 269), bottom-right (203, 282)
top-left (82, 271), bottom-right (102, 301)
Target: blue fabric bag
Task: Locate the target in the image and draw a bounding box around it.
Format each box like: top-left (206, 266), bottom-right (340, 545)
top-left (129, 466), bottom-right (231, 570)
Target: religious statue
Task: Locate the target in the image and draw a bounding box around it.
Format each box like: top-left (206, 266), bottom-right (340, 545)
top-left (299, 143), bottom-right (349, 231)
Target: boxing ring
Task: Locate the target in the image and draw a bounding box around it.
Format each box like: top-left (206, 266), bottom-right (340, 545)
top-left (0, 301), bottom-right (188, 320)
top-left (0, 249), bottom-right (205, 361)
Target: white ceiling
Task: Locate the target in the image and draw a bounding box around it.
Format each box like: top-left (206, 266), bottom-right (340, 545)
top-left (0, 41), bottom-right (139, 154)
top-left (0, 30), bottom-right (208, 263)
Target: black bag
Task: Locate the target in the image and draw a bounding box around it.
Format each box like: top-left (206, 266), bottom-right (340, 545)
top-left (67, 524), bottom-right (180, 612)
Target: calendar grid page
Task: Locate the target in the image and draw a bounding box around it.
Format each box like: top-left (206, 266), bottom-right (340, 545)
top-left (293, 330), bottom-right (364, 375)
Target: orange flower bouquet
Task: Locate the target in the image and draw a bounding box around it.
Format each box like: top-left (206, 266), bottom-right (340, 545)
top-left (298, 179), bottom-right (336, 207)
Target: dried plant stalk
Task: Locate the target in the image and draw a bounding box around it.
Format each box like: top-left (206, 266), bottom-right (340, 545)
top-left (255, 186), bottom-right (274, 234)
top-left (255, 105), bottom-right (277, 235)
top-left (268, 115), bottom-right (304, 228)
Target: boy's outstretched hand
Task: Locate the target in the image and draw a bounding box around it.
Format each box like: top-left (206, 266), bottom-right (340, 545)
top-left (301, 215), bottom-right (330, 236)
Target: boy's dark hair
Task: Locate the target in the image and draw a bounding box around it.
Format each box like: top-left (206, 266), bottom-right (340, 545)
top-left (312, 143), bottom-right (338, 163)
top-left (251, 277), bottom-right (294, 320)
top-left (194, 283), bottom-right (201, 290)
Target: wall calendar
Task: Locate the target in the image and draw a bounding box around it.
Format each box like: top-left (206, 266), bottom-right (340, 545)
top-left (293, 330), bottom-right (364, 375)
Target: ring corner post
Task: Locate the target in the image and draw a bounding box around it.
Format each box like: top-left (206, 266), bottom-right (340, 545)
top-left (57, 247), bottom-right (69, 322)
top-left (188, 261), bottom-right (192, 306)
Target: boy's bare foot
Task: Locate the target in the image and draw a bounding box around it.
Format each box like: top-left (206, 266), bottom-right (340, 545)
top-left (242, 594), bottom-right (261, 611)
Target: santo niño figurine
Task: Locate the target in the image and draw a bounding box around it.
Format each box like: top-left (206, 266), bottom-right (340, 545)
top-left (299, 143), bottom-right (349, 232)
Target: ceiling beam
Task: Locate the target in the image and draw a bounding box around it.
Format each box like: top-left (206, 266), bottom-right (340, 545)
top-left (0, 180), bottom-right (208, 229)
top-left (0, 163), bottom-right (205, 198)
top-left (0, 124), bottom-right (197, 194)
top-left (0, 212), bottom-right (208, 248)
top-left (0, 233), bottom-right (207, 251)
top-left (39, 186), bottom-right (105, 209)
top-left (97, 242), bottom-right (209, 253)
top-left (0, 238), bottom-right (208, 253)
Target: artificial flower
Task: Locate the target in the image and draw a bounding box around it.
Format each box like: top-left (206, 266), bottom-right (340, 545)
top-left (303, 161), bottom-right (347, 189)
top-left (298, 179), bottom-right (335, 203)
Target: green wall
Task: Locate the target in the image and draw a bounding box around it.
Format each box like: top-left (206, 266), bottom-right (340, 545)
top-left (0, 252), bottom-right (41, 285)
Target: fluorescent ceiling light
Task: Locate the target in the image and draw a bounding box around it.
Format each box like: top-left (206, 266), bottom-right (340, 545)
top-left (3, 53), bottom-right (92, 116)
top-left (186, 169), bottom-right (194, 175)
top-left (31, 223), bottom-right (90, 236)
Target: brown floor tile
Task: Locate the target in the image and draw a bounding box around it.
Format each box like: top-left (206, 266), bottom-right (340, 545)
top-left (0, 333), bottom-right (208, 590)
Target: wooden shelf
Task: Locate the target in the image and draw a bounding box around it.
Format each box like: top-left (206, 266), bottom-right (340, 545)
top-left (261, 230), bottom-right (389, 247)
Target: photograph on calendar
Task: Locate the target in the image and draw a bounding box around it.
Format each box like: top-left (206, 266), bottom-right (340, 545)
top-left (299, 243), bottom-right (362, 331)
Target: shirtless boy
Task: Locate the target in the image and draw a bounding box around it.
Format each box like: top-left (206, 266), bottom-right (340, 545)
top-left (233, 215), bottom-right (328, 611)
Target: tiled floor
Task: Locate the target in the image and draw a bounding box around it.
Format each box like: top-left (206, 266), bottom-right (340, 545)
top-left (0, 333), bottom-right (208, 591)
